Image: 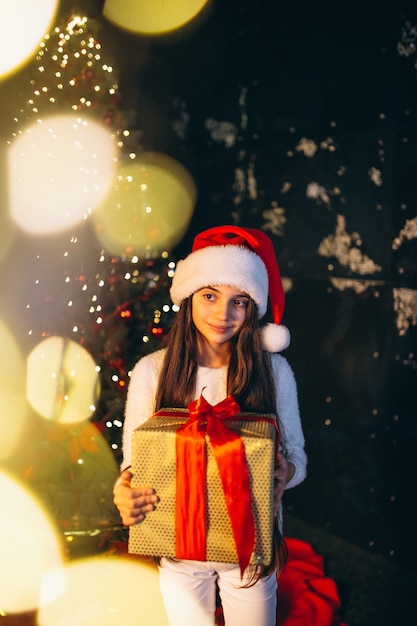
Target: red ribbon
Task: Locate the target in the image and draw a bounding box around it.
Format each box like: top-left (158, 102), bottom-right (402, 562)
top-left (174, 394), bottom-right (256, 575)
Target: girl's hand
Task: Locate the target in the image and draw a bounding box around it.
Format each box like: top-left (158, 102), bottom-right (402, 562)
top-left (113, 469), bottom-right (159, 526)
top-left (273, 453), bottom-right (295, 518)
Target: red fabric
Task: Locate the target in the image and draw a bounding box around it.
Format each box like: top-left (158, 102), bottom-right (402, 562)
top-left (215, 537), bottom-right (346, 626)
top-left (174, 394), bottom-right (256, 575)
top-left (276, 538), bottom-right (346, 626)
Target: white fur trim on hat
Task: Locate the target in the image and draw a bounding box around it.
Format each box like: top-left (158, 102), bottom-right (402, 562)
top-left (170, 245), bottom-right (269, 317)
top-left (261, 323), bottom-right (291, 352)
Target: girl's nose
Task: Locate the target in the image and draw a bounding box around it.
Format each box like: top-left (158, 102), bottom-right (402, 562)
top-left (214, 299), bottom-right (229, 320)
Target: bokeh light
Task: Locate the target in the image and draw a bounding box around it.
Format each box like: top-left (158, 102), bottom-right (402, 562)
top-left (0, 0), bottom-right (58, 79)
top-left (26, 336), bottom-right (100, 424)
top-left (0, 471), bottom-right (63, 614)
top-left (8, 113), bottom-right (117, 235)
top-left (103, 0), bottom-right (210, 36)
top-left (38, 556), bottom-right (170, 625)
top-left (0, 319), bottom-right (28, 461)
top-left (92, 152), bottom-right (197, 257)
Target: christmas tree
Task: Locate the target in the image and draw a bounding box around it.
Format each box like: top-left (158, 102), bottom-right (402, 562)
top-left (3, 12), bottom-right (181, 555)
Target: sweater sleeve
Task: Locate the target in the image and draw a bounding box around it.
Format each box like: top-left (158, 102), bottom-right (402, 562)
top-left (121, 350), bottom-right (165, 470)
top-left (271, 354), bottom-right (307, 490)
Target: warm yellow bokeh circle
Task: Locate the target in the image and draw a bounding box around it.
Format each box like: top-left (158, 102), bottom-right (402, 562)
top-left (26, 336), bottom-right (100, 424)
top-left (0, 0), bottom-right (58, 79)
top-left (103, 0), bottom-right (210, 35)
top-left (8, 114), bottom-right (117, 235)
top-left (0, 471), bottom-right (63, 614)
top-left (38, 557), bottom-right (168, 626)
top-left (92, 152), bottom-right (197, 257)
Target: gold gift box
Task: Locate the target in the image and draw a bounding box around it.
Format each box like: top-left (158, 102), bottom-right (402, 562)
top-left (128, 408), bottom-right (276, 566)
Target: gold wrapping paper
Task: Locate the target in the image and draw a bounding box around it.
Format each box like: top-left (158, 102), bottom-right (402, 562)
top-left (128, 409), bottom-right (276, 565)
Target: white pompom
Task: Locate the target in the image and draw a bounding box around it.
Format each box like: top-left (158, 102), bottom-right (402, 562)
top-left (261, 323), bottom-right (291, 353)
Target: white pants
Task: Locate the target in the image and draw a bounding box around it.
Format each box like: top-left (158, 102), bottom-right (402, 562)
top-left (158, 558), bottom-right (277, 626)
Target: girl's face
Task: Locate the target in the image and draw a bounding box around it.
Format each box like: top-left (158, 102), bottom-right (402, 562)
top-left (191, 285), bottom-right (249, 351)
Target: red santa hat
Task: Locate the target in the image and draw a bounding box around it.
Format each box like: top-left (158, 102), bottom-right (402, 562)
top-left (170, 225), bottom-right (290, 352)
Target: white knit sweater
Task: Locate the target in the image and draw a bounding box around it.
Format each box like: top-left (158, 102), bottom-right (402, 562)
top-left (122, 349), bottom-right (307, 492)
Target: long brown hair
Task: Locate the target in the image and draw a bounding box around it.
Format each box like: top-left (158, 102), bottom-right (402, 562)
top-left (155, 295), bottom-right (287, 581)
top-left (155, 297), bottom-right (277, 414)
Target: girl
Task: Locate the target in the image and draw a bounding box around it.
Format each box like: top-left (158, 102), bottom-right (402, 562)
top-left (113, 225), bottom-right (307, 626)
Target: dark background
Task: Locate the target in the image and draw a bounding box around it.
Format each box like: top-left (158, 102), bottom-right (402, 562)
top-left (1, 1), bottom-right (416, 624)
top-left (99, 0), bottom-right (417, 568)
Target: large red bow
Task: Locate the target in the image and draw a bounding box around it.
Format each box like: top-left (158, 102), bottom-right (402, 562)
top-left (175, 394), bottom-right (256, 575)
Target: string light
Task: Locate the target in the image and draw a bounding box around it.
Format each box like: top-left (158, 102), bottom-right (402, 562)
top-left (8, 14), bottom-right (136, 157)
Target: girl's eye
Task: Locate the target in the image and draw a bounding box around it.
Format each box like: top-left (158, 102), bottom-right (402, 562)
top-left (235, 298), bottom-right (248, 307)
top-left (203, 292), bottom-right (215, 301)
